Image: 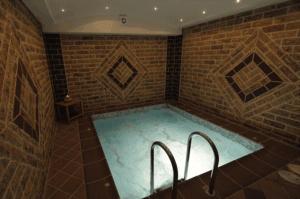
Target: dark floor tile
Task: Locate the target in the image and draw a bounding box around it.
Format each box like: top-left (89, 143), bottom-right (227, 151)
top-left (220, 162), bottom-right (260, 187)
top-left (226, 190), bottom-right (246, 199)
top-left (73, 154), bottom-right (83, 163)
top-left (79, 125), bottom-right (93, 133)
top-left (44, 185), bottom-right (57, 199)
top-left (80, 130), bottom-right (96, 140)
top-left (47, 166), bottom-right (59, 180)
top-left (49, 189), bottom-right (70, 199)
top-left (60, 177), bottom-right (82, 194)
top-left (79, 121), bottom-right (91, 126)
top-left (62, 141), bottom-right (79, 150)
top-left (179, 177), bottom-right (216, 199)
top-left (263, 139), bottom-right (300, 161)
top-left (200, 170), bottom-right (241, 198)
top-left (81, 136), bottom-right (100, 151)
top-left (71, 184), bottom-right (87, 199)
top-left (63, 149), bottom-right (81, 161)
top-left (243, 188), bottom-right (266, 199)
top-left (253, 149), bottom-right (288, 169)
top-left (84, 160), bottom-right (111, 183)
top-left (86, 177), bottom-right (119, 199)
top-left (48, 171), bottom-right (70, 187)
top-left (52, 146), bottom-right (69, 157)
top-left (149, 188), bottom-right (184, 199)
top-left (62, 161), bottom-right (81, 176)
top-left (248, 172), bottom-right (300, 199)
top-left (237, 155), bottom-right (275, 177)
top-left (73, 167), bottom-right (84, 180)
top-left (82, 147), bottom-right (105, 164)
top-left (50, 157), bottom-right (70, 170)
top-left (55, 139), bottom-right (76, 149)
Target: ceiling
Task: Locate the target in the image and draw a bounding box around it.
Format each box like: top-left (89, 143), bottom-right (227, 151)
top-left (23, 0), bottom-right (288, 35)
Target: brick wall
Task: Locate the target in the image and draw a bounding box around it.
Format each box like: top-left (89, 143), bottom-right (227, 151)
top-left (180, 0), bottom-right (300, 145)
top-left (60, 35), bottom-right (167, 113)
top-left (0, 0), bottom-right (56, 197)
top-left (166, 36), bottom-right (182, 101)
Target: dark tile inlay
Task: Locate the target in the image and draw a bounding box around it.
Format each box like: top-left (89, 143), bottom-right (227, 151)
top-left (225, 52), bottom-right (282, 103)
top-left (258, 62), bottom-right (272, 74)
top-left (13, 60), bottom-right (39, 141)
top-left (107, 56), bottom-right (138, 90)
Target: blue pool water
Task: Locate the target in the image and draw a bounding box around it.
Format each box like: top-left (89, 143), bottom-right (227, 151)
top-left (92, 105), bottom-right (263, 199)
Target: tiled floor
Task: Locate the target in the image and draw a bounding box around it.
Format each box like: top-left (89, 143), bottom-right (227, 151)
top-left (78, 117), bottom-right (119, 199)
top-left (44, 103), bottom-right (300, 199)
top-left (227, 158), bottom-right (300, 199)
top-left (43, 122), bottom-right (86, 199)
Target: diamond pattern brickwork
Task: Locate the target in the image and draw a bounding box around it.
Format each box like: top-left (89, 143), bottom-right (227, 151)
top-left (214, 30), bottom-right (298, 118)
top-left (180, 1), bottom-right (300, 145)
top-left (61, 36), bottom-right (166, 114)
top-left (94, 42), bottom-right (147, 100)
top-left (225, 53), bottom-right (282, 103)
top-left (107, 56), bottom-right (138, 90)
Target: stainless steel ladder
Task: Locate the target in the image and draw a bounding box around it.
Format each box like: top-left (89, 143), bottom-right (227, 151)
top-left (150, 141), bottom-right (178, 199)
top-left (184, 131), bottom-right (219, 196)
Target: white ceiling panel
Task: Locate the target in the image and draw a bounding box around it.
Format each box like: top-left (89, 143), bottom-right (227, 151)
top-left (23, 0), bottom-right (288, 35)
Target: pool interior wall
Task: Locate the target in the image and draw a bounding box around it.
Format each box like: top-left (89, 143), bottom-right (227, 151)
top-left (92, 104), bottom-right (263, 199)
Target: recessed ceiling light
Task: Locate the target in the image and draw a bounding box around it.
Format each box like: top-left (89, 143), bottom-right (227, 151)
top-left (202, 10), bottom-right (206, 14)
top-left (105, 6), bottom-right (110, 10)
top-left (179, 18), bottom-right (183, 22)
top-left (236, 0), bottom-right (241, 3)
top-left (154, 6), bottom-right (158, 11)
top-left (61, 8), bottom-right (65, 13)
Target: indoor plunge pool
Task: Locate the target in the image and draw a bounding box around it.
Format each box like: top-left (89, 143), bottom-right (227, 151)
top-left (92, 104), bottom-right (263, 199)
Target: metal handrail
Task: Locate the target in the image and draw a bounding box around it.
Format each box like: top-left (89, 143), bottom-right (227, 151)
top-left (150, 141), bottom-right (178, 199)
top-left (184, 131), bottom-right (219, 196)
